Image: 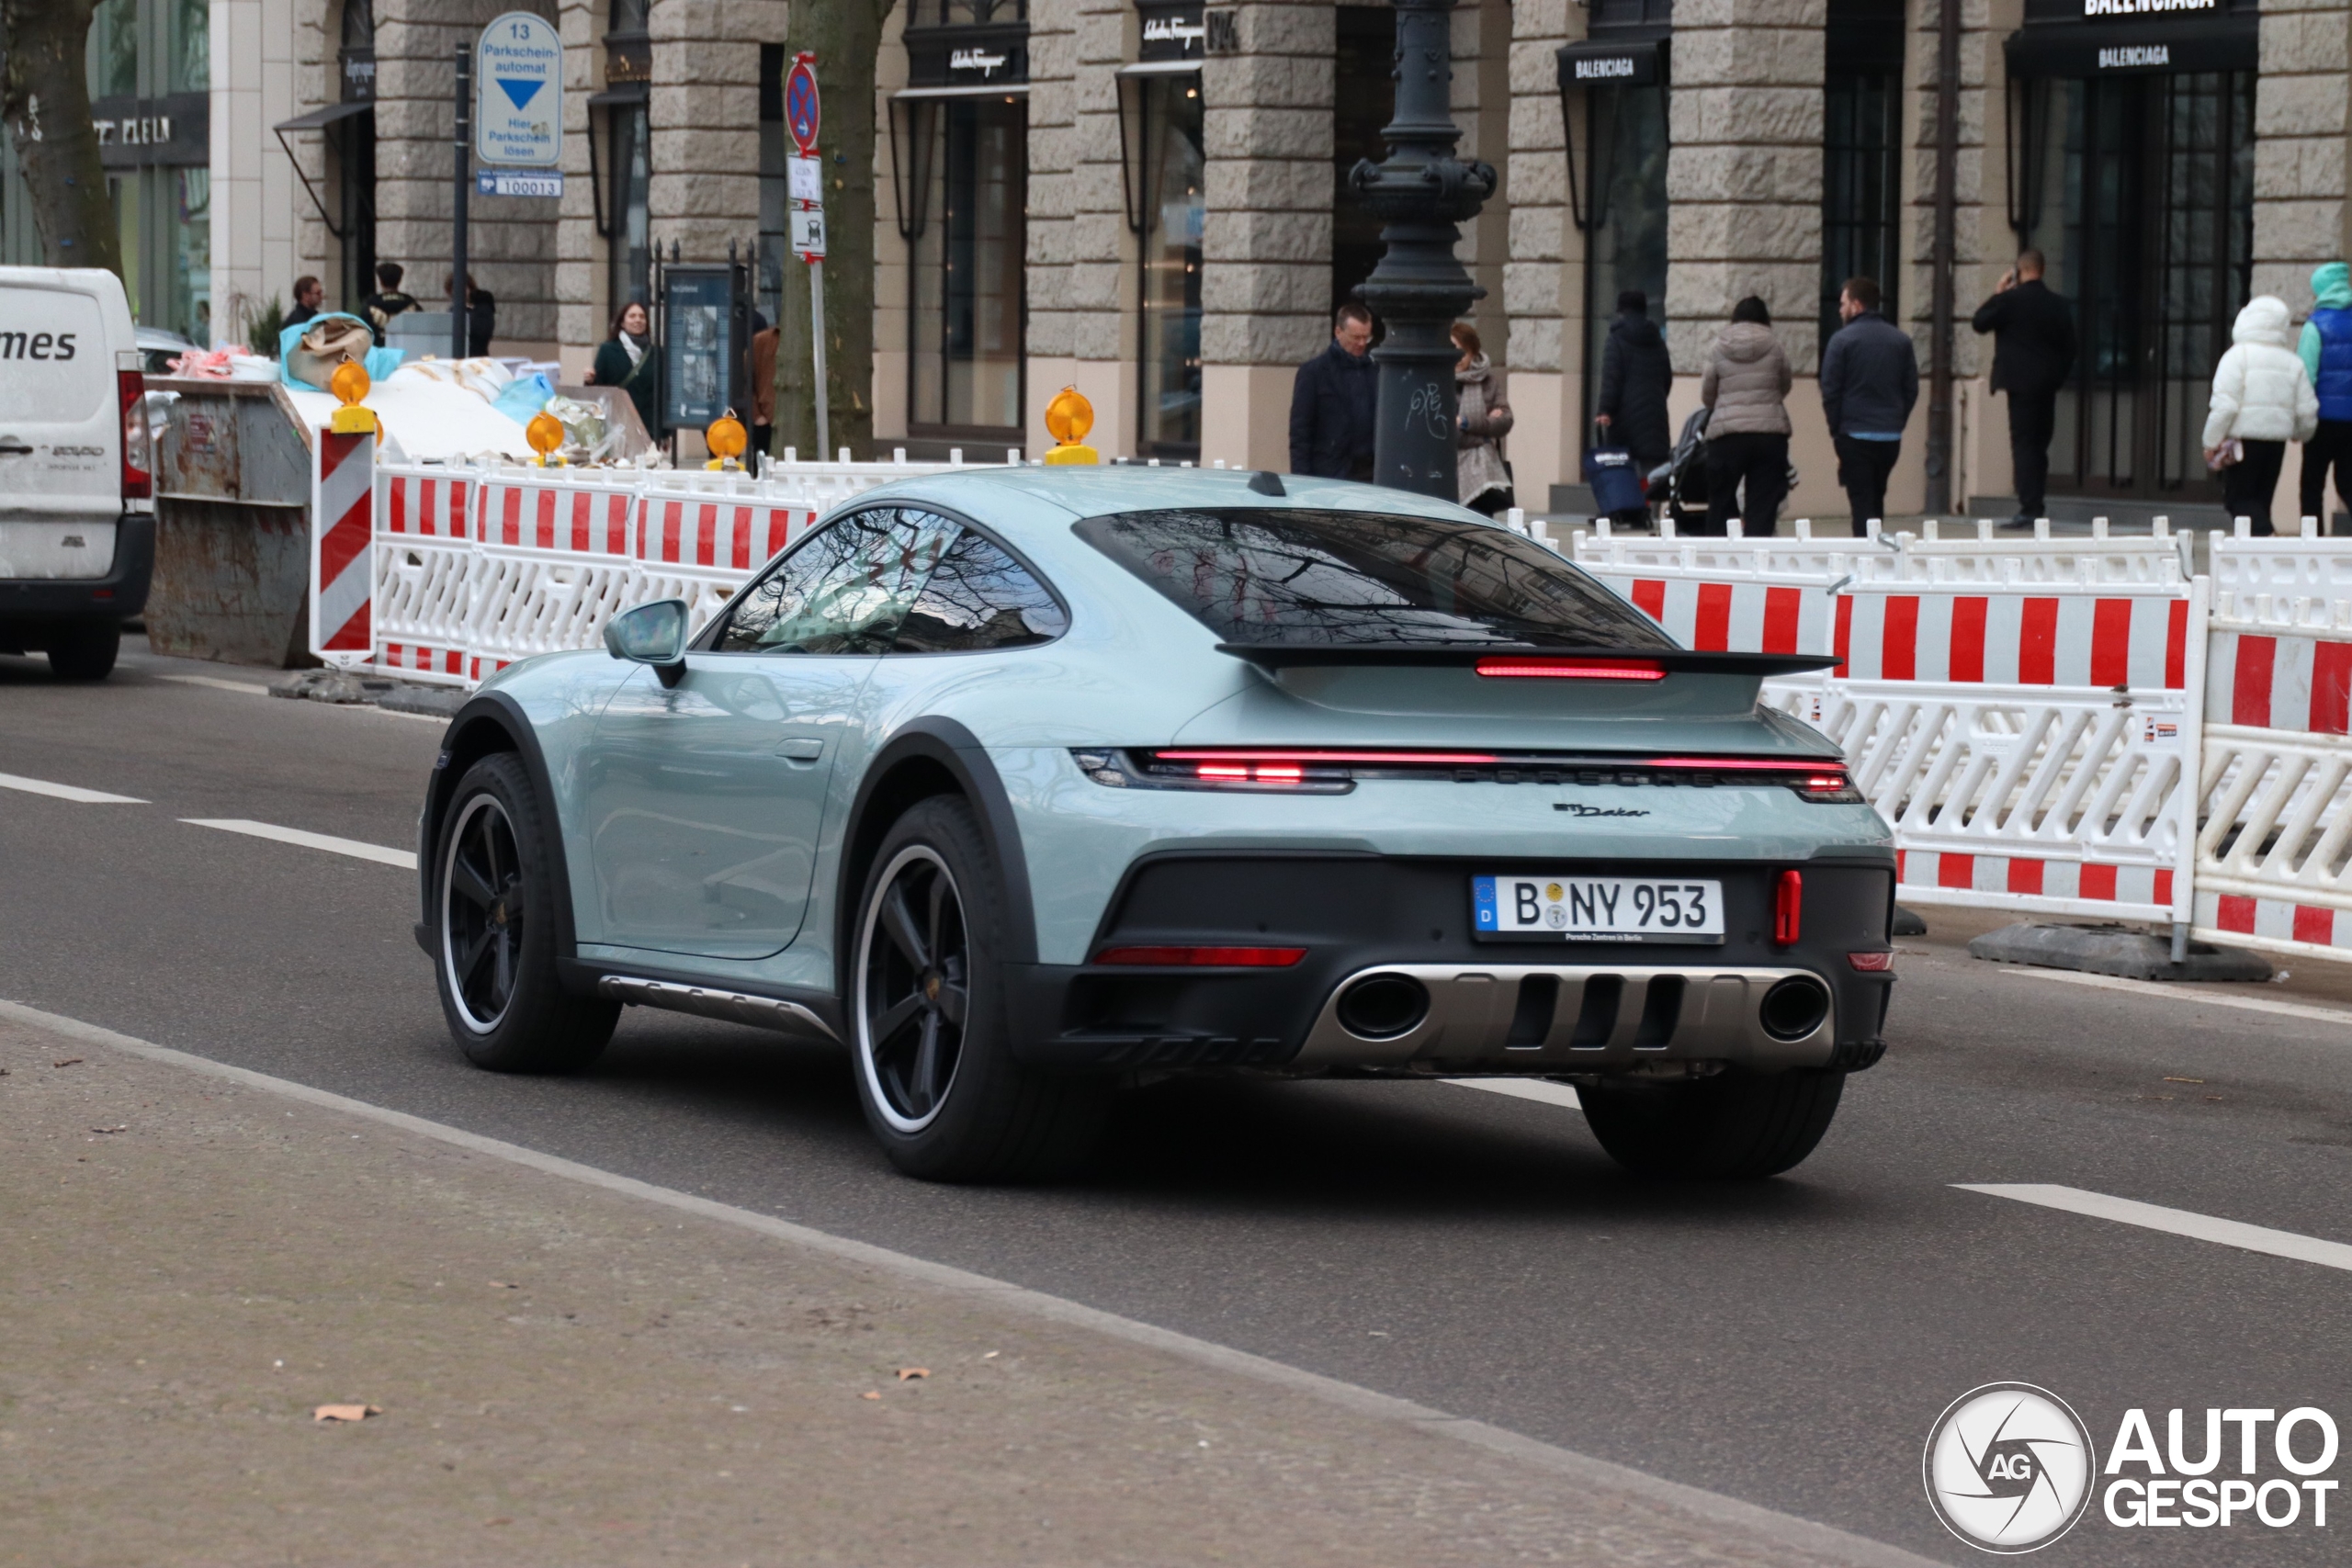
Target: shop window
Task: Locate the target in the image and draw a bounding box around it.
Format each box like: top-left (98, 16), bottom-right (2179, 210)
top-left (1331, 6), bottom-right (1396, 313)
top-left (1578, 84), bottom-right (1668, 434)
top-left (910, 97), bottom-right (1028, 436)
top-left (1821, 0), bottom-right (1903, 352)
top-left (1136, 76), bottom-right (1204, 458)
top-left (83, 0), bottom-right (209, 341)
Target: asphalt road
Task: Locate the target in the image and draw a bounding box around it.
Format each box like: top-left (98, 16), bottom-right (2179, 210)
top-left (7, 640), bottom-right (2352, 1565)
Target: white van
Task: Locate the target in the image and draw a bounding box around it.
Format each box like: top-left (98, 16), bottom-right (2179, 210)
top-left (0, 266), bottom-right (154, 680)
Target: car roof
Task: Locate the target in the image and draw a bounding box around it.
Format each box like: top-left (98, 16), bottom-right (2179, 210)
top-left (842, 463), bottom-right (1501, 543)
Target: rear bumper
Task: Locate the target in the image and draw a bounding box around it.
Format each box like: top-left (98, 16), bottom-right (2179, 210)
top-left (1002, 852), bottom-right (1895, 1076)
top-left (0, 513), bottom-right (154, 627)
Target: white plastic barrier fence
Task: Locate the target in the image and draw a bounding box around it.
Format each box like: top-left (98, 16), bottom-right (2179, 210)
top-left (2191, 615), bottom-right (2352, 962)
top-left (373, 463), bottom-right (484, 682)
top-left (1571, 514), bottom-right (2186, 589)
top-left (1829, 581), bottom-right (2201, 927)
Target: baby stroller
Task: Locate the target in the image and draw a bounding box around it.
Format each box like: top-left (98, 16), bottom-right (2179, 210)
top-left (1652, 406), bottom-right (1711, 532)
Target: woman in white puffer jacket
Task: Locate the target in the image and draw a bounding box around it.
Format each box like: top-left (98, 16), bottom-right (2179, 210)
top-left (2204, 295), bottom-right (2320, 535)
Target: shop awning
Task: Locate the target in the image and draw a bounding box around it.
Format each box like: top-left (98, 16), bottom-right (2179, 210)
top-left (1556, 38), bottom-right (1666, 90)
top-left (893, 82), bottom-right (1034, 97)
top-left (2003, 16), bottom-right (2256, 77)
top-left (585, 83), bottom-right (650, 107)
top-left (272, 100), bottom-right (373, 133)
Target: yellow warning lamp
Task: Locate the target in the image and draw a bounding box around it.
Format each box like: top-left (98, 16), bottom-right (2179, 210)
top-left (1042, 385), bottom-right (1098, 466)
top-left (705, 411), bottom-right (749, 470)
top-left (526, 410), bottom-right (567, 467)
top-left (328, 359), bottom-right (377, 435)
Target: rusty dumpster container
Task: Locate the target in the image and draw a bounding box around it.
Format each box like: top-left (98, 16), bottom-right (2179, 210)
top-left (145, 378), bottom-right (320, 668)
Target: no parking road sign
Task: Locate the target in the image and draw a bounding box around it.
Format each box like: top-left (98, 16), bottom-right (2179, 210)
top-left (476, 11), bottom-right (562, 167)
top-left (785, 54), bottom-right (820, 155)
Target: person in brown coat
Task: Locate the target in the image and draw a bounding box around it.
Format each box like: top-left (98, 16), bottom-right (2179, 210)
top-left (1698, 296), bottom-right (1794, 536)
top-left (1453, 321), bottom-right (1514, 515)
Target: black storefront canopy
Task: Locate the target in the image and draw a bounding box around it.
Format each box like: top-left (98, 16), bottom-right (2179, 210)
top-left (273, 100), bottom-right (374, 133)
top-left (2005, 12), bottom-right (2256, 77)
top-left (1556, 38), bottom-right (1666, 91)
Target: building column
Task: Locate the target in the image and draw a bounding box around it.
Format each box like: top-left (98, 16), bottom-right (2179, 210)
top-left (1915, 0), bottom-right (2006, 523)
top-left (554, 0), bottom-right (603, 379)
top-left (1667, 0), bottom-right (1828, 513)
top-left (1503, 0), bottom-right (1575, 504)
top-left (1024, 0), bottom-right (1080, 454)
top-left (1199, 0), bottom-right (1333, 472)
top-left (2252, 0), bottom-right (2352, 310)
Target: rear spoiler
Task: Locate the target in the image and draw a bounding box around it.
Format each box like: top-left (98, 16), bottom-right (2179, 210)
top-left (1215, 643), bottom-right (1839, 678)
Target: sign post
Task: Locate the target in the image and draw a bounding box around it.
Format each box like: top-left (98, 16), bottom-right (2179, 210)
top-left (451, 43), bottom-right (471, 361)
top-left (784, 52), bottom-right (829, 460)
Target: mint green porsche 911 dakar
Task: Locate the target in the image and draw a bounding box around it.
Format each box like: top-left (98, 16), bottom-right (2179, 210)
top-left (414, 466), bottom-right (1895, 1182)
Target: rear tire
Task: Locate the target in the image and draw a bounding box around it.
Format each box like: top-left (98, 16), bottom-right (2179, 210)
top-left (433, 752), bottom-right (617, 1073)
top-left (1580, 1069), bottom-right (1845, 1179)
top-left (46, 622), bottom-right (119, 682)
top-left (850, 795), bottom-right (1106, 1182)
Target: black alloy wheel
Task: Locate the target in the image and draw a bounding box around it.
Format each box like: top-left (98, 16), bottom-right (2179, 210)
top-left (432, 752), bottom-right (616, 1072)
top-left (443, 793), bottom-right (526, 1032)
top-left (860, 845), bottom-right (969, 1131)
top-left (849, 795), bottom-right (1107, 1181)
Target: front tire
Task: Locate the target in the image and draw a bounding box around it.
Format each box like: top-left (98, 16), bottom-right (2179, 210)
top-left (1580, 1069), bottom-right (1845, 1179)
top-left (851, 795), bottom-right (1106, 1181)
top-left (47, 622), bottom-right (119, 681)
top-left (433, 752), bottom-right (617, 1073)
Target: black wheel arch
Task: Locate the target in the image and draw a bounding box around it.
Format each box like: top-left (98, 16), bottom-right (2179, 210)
top-left (414, 690), bottom-right (582, 965)
top-left (836, 719), bottom-right (1038, 997)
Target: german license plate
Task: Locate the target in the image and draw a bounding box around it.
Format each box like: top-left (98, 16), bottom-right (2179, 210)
top-left (1473, 874), bottom-right (1725, 942)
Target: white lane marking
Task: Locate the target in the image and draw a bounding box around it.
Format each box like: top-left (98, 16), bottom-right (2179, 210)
top-left (179, 818), bottom-right (417, 870)
top-left (1443, 1077), bottom-right (1582, 1111)
top-left (1958, 1183), bottom-right (2352, 1275)
top-left (157, 673), bottom-right (270, 694)
top-left (0, 771), bottom-right (147, 805)
top-left (0, 996), bottom-right (1942, 1568)
top-left (1994, 964), bottom-right (2352, 1031)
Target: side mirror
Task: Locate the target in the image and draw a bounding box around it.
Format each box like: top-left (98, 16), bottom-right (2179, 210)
top-left (604, 598), bottom-right (690, 688)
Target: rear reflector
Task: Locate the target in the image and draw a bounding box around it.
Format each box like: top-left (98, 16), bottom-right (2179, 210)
top-left (1476, 657), bottom-right (1667, 681)
top-left (1773, 870), bottom-right (1803, 945)
top-left (1092, 945), bottom-right (1307, 967)
top-left (1848, 951), bottom-right (1894, 972)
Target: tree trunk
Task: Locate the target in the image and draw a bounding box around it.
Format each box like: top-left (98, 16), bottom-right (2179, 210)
top-left (1, 0), bottom-right (121, 276)
top-left (773, 2), bottom-right (892, 462)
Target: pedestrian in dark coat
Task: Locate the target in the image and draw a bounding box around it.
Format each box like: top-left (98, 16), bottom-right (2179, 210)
top-left (445, 272), bottom-right (497, 358)
top-left (2297, 261), bottom-right (2352, 531)
top-left (1698, 297), bottom-right (1793, 536)
top-left (285, 275), bottom-right (324, 329)
top-left (1288, 303), bottom-right (1379, 479)
top-left (1969, 251), bottom-right (2075, 526)
top-left (361, 261), bottom-right (418, 346)
top-left (1596, 289), bottom-right (1672, 470)
top-left (585, 300), bottom-right (661, 442)
top-left (1822, 276), bottom-right (1920, 536)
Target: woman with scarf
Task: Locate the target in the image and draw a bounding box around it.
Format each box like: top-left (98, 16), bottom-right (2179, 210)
top-left (1453, 321), bottom-right (1514, 515)
top-left (585, 301), bottom-right (661, 443)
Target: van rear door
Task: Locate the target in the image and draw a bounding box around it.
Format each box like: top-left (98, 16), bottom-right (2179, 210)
top-left (0, 269), bottom-right (130, 581)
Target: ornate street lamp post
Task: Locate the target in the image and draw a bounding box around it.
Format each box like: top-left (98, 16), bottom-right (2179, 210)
top-left (1348, 0), bottom-right (1497, 500)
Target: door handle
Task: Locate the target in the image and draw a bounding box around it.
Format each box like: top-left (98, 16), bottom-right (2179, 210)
top-left (775, 737), bottom-right (825, 761)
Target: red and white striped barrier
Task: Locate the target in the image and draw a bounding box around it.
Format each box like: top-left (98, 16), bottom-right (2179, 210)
top-left (371, 462), bottom-right (483, 684)
top-left (1591, 573), bottom-right (1834, 656)
top-left (310, 429), bottom-right (377, 667)
top-left (1833, 590), bottom-right (2190, 691)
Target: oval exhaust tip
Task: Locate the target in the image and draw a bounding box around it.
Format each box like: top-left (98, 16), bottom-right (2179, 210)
top-left (1335, 973), bottom-right (1430, 1040)
top-left (1758, 976), bottom-right (1831, 1042)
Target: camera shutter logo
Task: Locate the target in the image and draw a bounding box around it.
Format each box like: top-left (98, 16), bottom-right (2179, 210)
top-left (1923, 1383), bottom-right (2098, 1553)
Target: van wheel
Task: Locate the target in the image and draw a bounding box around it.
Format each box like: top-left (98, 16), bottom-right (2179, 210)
top-left (850, 795), bottom-right (1107, 1182)
top-left (1580, 1069), bottom-right (1845, 1179)
top-left (47, 623), bottom-right (119, 682)
top-left (433, 752), bottom-right (617, 1072)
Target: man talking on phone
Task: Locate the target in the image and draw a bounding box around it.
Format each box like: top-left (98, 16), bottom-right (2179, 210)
top-left (1971, 251), bottom-right (2075, 528)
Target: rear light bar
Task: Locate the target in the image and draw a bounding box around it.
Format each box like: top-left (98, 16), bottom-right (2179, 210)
top-left (1476, 657), bottom-right (1666, 681)
top-left (1774, 870), bottom-right (1803, 945)
top-left (117, 362), bottom-right (152, 502)
top-left (1092, 945), bottom-right (1307, 967)
top-left (1071, 749), bottom-right (1863, 801)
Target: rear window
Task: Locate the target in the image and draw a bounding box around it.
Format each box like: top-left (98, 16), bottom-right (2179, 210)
top-left (0, 290), bottom-right (107, 424)
top-left (1074, 507), bottom-right (1673, 650)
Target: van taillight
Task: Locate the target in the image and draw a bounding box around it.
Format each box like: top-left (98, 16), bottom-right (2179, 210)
top-left (118, 367), bottom-right (152, 501)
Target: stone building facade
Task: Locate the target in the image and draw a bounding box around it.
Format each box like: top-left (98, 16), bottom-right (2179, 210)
top-left (14, 0), bottom-right (2351, 524)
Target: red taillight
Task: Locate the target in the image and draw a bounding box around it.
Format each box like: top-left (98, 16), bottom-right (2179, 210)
top-left (1774, 870), bottom-right (1803, 946)
top-left (1848, 951), bottom-right (1894, 972)
top-left (118, 367), bottom-right (152, 501)
top-left (1092, 945), bottom-right (1308, 967)
top-left (1476, 657), bottom-right (1668, 681)
top-left (1192, 761), bottom-right (1306, 784)
top-left (1156, 749), bottom-right (1500, 766)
